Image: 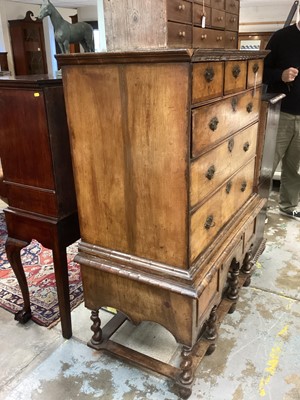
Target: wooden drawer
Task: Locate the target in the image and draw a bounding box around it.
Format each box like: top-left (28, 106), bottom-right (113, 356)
top-left (167, 0), bottom-right (192, 24)
top-left (197, 270), bottom-right (218, 317)
top-left (167, 21), bottom-right (192, 47)
top-left (225, 0), bottom-right (239, 14)
top-left (225, 12), bottom-right (238, 31)
top-left (247, 59), bottom-right (264, 88)
top-left (193, 27), bottom-right (225, 48)
top-left (193, 4), bottom-right (211, 27)
top-left (225, 31), bottom-right (237, 48)
top-left (194, 0), bottom-right (211, 6)
top-left (190, 122), bottom-right (258, 207)
top-left (211, 9), bottom-right (225, 28)
top-left (192, 88), bottom-right (261, 157)
top-left (192, 61), bottom-right (224, 103)
top-left (224, 60), bottom-right (247, 95)
top-left (190, 158), bottom-right (255, 262)
top-left (211, 0), bottom-right (225, 10)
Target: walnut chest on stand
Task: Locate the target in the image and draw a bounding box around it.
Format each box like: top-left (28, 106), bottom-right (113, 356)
top-left (57, 48), bottom-right (268, 398)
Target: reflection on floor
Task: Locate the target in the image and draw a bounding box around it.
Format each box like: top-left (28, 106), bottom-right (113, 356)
top-left (0, 189), bottom-right (299, 400)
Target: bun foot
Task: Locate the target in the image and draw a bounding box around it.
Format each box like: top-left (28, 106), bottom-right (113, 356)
top-left (14, 308), bottom-right (32, 324)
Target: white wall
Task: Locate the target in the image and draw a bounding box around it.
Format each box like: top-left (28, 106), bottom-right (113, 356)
top-left (240, 4), bottom-right (296, 32)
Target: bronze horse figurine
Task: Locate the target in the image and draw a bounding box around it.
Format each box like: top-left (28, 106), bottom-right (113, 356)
top-left (38, 0), bottom-right (94, 53)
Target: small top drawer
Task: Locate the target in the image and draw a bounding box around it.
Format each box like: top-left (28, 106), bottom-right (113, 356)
top-left (225, 12), bottom-right (238, 31)
top-left (247, 59), bottom-right (264, 88)
top-left (225, 0), bottom-right (239, 14)
top-left (211, 9), bottom-right (225, 28)
top-left (224, 60), bottom-right (247, 95)
top-left (168, 21), bottom-right (192, 47)
top-left (211, 0), bottom-right (225, 10)
top-left (192, 61), bottom-right (224, 103)
top-left (193, 3), bottom-right (211, 27)
top-left (167, 0), bottom-right (192, 24)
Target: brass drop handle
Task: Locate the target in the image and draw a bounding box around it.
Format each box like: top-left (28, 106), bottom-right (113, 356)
top-left (232, 65), bottom-right (241, 78)
top-left (241, 181), bottom-right (247, 192)
top-left (246, 102), bottom-right (253, 113)
top-left (178, 31), bottom-right (186, 37)
top-left (228, 138), bottom-right (234, 152)
top-left (209, 116), bottom-right (219, 131)
top-left (231, 96), bottom-right (238, 111)
top-left (206, 165), bottom-right (216, 180)
top-left (204, 67), bottom-right (215, 82)
top-left (201, 34), bottom-right (207, 40)
top-left (204, 215), bottom-right (215, 230)
top-left (226, 181), bottom-right (232, 194)
top-left (178, 4), bottom-right (186, 10)
top-left (243, 141), bottom-right (250, 152)
top-left (253, 63), bottom-right (259, 74)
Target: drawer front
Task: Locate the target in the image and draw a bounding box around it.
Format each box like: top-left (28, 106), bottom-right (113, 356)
top-left (224, 60), bottom-right (247, 95)
top-left (190, 122), bottom-right (258, 207)
top-left (211, 9), bottom-right (225, 28)
top-left (197, 271), bottom-right (218, 317)
top-left (190, 158), bottom-right (255, 262)
top-left (225, 31), bottom-right (237, 48)
top-left (168, 21), bottom-right (192, 47)
top-left (192, 88), bottom-right (261, 157)
top-left (247, 59), bottom-right (264, 88)
top-left (211, 0), bottom-right (225, 10)
top-left (194, 0), bottom-right (211, 5)
top-left (225, 12), bottom-right (238, 31)
top-left (167, 0), bottom-right (192, 24)
top-left (193, 4), bottom-right (211, 27)
top-left (192, 61), bottom-right (224, 103)
top-left (193, 27), bottom-right (225, 48)
top-left (225, 0), bottom-right (239, 14)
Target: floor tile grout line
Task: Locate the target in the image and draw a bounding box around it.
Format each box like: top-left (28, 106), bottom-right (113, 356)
top-left (248, 285), bottom-right (300, 302)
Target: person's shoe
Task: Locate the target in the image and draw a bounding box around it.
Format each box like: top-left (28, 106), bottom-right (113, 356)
top-left (279, 208), bottom-right (300, 220)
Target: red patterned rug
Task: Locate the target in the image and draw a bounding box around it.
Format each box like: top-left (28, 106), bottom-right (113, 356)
top-left (0, 211), bottom-right (83, 327)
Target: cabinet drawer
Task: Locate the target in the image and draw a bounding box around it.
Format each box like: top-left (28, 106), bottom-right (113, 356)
top-left (225, 31), bottom-right (237, 48)
top-left (211, 0), bottom-right (225, 10)
top-left (247, 59), bottom-right (264, 88)
top-left (211, 9), bottom-right (225, 28)
top-left (224, 60), bottom-right (247, 95)
top-left (193, 27), bottom-right (225, 48)
top-left (197, 271), bottom-right (218, 317)
top-left (192, 88), bottom-right (261, 157)
top-left (190, 158), bottom-right (255, 262)
top-left (193, 4), bottom-right (211, 27)
top-left (167, 0), bottom-right (192, 24)
top-left (225, 0), bottom-right (239, 14)
top-left (192, 61), bottom-right (224, 103)
top-left (168, 21), bottom-right (192, 47)
top-left (225, 12), bottom-right (238, 31)
top-left (190, 122), bottom-right (258, 207)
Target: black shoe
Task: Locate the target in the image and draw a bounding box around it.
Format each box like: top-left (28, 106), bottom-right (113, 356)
top-left (279, 208), bottom-right (300, 220)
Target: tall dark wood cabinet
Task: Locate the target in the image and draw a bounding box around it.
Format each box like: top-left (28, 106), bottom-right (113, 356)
top-left (0, 75), bottom-right (79, 338)
top-left (9, 11), bottom-right (47, 75)
top-left (57, 48), bottom-right (268, 397)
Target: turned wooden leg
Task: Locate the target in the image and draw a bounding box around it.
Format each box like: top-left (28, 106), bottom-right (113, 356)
top-left (227, 259), bottom-right (240, 301)
top-left (204, 305), bottom-right (217, 355)
top-left (5, 237), bottom-right (32, 323)
top-left (176, 346), bottom-right (193, 399)
top-left (241, 246), bottom-right (254, 275)
top-left (89, 310), bottom-right (103, 348)
top-left (52, 240), bottom-right (72, 339)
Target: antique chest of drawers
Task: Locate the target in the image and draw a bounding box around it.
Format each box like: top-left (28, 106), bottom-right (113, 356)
top-left (57, 49), bottom-right (267, 398)
top-left (103, 0), bottom-right (239, 50)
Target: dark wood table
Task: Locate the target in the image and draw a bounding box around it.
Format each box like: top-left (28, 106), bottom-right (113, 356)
top-left (0, 75), bottom-right (80, 338)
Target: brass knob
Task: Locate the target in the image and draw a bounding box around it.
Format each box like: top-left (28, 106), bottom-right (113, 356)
top-left (230, 17), bottom-right (236, 22)
top-left (201, 34), bottom-right (207, 40)
top-left (206, 165), bottom-right (216, 180)
top-left (241, 181), bottom-right (247, 192)
top-left (204, 215), bottom-right (215, 230)
top-left (243, 142), bottom-right (250, 152)
top-left (204, 67), bottom-right (215, 82)
top-left (178, 31), bottom-right (186, 37)
top-left (217, 16), bottom-right (224, 21)
top-left (209, 116), bottom-right (219, 131)
top-left (232, 65), bottom-right (241, 78)
top-left (178, 4), bottom-right (186, 10)
top-left (247, 102), bottom-right (253, 113)
top-left (216, 36), bottom-right (223, 41)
